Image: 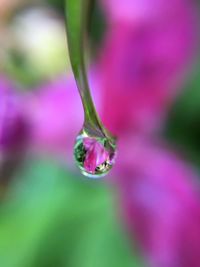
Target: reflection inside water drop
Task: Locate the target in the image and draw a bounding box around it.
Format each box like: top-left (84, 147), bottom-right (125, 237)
top-left (74, 133), bottom-right (117, 178)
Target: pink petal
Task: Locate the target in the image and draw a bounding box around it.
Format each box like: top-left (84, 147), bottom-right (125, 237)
top-left (101, 0), bottom-right (196, 25)
top-left (83, 138), bottom-right (109, 173)
top-left (99, 0), bottom-right (197, 135)
top-left (26, 71), bottom-right (102, 160)
top-left (114, 135), bottom-right (200, 267)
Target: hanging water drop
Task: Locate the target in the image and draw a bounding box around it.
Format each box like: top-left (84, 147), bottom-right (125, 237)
top-left (74, 132), bottom-right (116, 178)
top-left (65, 0), bottom-right (117, 178)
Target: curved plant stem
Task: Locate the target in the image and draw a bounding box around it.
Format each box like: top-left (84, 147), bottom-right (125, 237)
top-left (65, 0), bottom-right (105, 136)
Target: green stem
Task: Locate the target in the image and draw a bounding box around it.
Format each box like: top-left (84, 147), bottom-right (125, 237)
top-left (65, 0), bottom-right (103, 133)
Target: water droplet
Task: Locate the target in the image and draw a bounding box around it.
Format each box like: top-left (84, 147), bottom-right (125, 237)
top-left (74, 132), bottom-right (117, 178)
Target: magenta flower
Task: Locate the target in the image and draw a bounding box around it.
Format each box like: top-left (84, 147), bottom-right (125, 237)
top-left (26, 71), bottom-right (102, 160)
top-left (99, 0), bottom-right (197, 135)
top-left (115, 135), bottom-right (200, 267)
top-left (26, 76), bottom-right (83, 158)
top-left (83, 137), bottom-right (110, 174)
top-left (100, 0), bottom-right (196, 25)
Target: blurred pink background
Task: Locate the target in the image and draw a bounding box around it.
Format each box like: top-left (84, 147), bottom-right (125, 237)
top-left (0, 0), bottom-right (200, 267)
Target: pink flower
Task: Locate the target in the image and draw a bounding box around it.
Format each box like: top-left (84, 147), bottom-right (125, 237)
top-left (114, 135), bottom-right (200, 267)
top-left (83, 138), bottom-right (109, 174)
top-left (26, 70), bottom-right (102, 161)
top-left (100, 0), bottom-right (196, 25)
top-left (99, 0), bottom-right (197, 135)
top-left (26, 76), bottom-right (83, 159)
